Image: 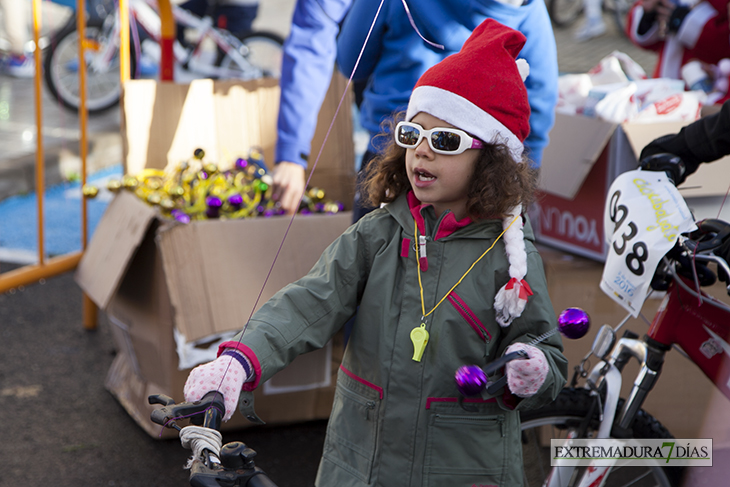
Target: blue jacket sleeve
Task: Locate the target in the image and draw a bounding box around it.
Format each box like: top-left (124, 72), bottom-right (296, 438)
top-left (519, 4), bottom-right (558, 169)
top-left (335, 0), bottom-right (387, 82)
top-left (276, 0), bottom-right (352, 168)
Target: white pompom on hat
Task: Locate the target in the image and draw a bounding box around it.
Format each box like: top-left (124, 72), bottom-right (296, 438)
top-left (405, 19), bottom-right (533, 326)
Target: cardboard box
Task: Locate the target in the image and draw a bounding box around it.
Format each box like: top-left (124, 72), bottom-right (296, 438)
top-left (77, 75), bottom-right (356, 438)
top-left (534, 112), bottom-right (730, 261)
top-left (540, 245), bottom-right (730, 440)
top-left (121, 74), bottom-right (356, 207)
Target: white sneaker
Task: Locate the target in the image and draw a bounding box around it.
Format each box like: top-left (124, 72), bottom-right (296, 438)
top-left (573, 19), bottom-right (607, 42)
top-left (3, 54), bottom-right (36, 78)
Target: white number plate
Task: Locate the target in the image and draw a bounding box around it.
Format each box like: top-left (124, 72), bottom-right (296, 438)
top-left (600, 170), bottom-right (696, 316)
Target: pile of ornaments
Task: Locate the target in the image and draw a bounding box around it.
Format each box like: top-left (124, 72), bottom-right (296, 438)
top-left (83, 148), bottom-right (344, 223)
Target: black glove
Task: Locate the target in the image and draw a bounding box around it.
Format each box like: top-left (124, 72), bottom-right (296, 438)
top-left (667, 6), bottom-right (691, 33)
top-left (639, 153), bottom-right (688, 186)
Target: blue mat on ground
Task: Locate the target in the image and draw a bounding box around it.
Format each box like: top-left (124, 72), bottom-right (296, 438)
top-left (0, 164), bottom-right (123, 263)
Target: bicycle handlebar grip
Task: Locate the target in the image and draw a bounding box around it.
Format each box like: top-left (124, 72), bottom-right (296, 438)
top-left (483, 350), bottom-right (527, 376)
top-left (201, 391), bottom-right (226, 431)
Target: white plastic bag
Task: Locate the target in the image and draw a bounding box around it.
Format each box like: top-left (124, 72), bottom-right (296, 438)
top-left (632, 92), bottom-right (702, 123)
top-left (593, 83), bottom-right (639, 123)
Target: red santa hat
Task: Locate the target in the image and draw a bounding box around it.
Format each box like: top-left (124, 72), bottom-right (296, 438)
top-left (406, 19), bottom-right (533, 326)
top-left (405, 19), bottom-right (531, 162)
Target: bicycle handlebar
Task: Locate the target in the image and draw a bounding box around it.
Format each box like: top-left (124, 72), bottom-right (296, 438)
top-left (148, 392), bottom-right (279, 487)
top-left (687, 219), bottom-right (730, 254)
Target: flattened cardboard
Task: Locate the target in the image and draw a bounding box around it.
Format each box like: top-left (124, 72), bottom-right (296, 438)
top-left (157, 212), bottom-right (353, 343)
top-left (122, 78), bottom-right (281, 174)
top-left (75, 191), bottom-right (158, 309)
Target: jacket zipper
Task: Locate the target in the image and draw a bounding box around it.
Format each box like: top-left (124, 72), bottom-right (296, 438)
top-left (447, 293), bottom-right (492, 344)
top-left (434, 414), bottom-right (505, 436)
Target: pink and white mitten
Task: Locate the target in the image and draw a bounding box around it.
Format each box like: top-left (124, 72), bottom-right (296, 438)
top-left (504, 343), bottom-right (548, 398)
top-left (184, 349), bottom-right (253, 421)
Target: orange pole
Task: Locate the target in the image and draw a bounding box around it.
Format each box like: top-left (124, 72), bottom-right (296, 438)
top-left (0, 253), bottom-right (83, 294)
top-left (32, 0), bottom-right (44, 266)
top-left (119, 0), bottom-right (130, 82)
top-left (157, 0), bottom-right (175, 81)
top-left (76, 0), bottom-right (98, 330)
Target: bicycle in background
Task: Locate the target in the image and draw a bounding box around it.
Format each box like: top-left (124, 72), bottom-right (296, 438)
top-left (43, 0), bottom-right (284, 114)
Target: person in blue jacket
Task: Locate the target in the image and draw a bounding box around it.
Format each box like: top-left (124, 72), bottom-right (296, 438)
top-left (337, 0), bottom-right (559, 220)
top-left (271, 0), bottom-right (352, 215)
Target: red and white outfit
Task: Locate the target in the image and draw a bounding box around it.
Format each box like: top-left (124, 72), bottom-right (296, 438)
top-left (627, 0), bottom-right (730, 79)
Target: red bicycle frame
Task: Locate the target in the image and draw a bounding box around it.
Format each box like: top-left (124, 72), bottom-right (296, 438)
top-left (648, 275), bottom-right (730, 400)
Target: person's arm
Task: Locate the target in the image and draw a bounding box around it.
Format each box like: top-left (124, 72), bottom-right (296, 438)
top-left (519, 5), bottom-right (558, 168)
top-left (495, 247), bottom-right (568, 411)
top-left (626, 0), bottom-right (665, 49)
top-left (335, 0), bottom-right (387, 82)
top-left (640, 100), bottom-right (730, 179)
top-left (676, 0), bottom-right (730, 53)
top-left (273, 0), bottom-right (352, 213)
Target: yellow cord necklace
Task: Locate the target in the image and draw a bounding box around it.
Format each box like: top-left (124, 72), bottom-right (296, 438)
top-left (410, 216), bottom-right (519, 362)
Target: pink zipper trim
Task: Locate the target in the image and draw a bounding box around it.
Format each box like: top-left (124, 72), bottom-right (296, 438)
top-left (340, 365), bottom-right (384, 399)
top-left (447, 292), bottom-right (492, 342)
top-left (401, 238), bottom-right (411, 257)
top-left (425, 397), bottom-right (496, 409)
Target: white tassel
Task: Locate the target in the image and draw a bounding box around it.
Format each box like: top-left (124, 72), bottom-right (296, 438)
top-left (516, 58), bottom-right (530, 82)
top-left (494, 206), bottom-right (531, 327)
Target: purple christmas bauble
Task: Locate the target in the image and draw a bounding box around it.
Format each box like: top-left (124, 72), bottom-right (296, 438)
top-left (206, 196), bottom-right (223, 218)
top-left (236, 158), bottom-right (248, 170)
top-left (228, 193), bottom-right (243, 207)
top-left (558, 308), bottom-right (590, 339)
top-left (171, 209), bottom-right (191, 224)
top-left (455, 365), bottom-right (488, 397)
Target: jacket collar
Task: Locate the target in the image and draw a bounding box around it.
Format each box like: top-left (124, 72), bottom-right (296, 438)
top-left (406, 192), bottom-right (472, 240)
top-left (384, 192), bottom-right (536, 242)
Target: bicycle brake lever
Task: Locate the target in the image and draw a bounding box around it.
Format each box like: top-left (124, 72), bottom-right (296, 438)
top-left (148, 392), bottom-right (226, 430)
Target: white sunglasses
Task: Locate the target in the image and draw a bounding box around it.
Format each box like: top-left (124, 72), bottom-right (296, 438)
top-left (395, 121), bottom-right (484, 155)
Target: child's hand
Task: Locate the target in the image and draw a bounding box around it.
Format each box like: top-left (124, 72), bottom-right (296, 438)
top-left (184, 350), bottom-right (252, 421)
top-left (504, 343), bottom-right (549, 398)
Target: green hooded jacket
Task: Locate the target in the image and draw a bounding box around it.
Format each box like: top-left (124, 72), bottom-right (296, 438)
top-left (224, 192), bottom-right (568, 487)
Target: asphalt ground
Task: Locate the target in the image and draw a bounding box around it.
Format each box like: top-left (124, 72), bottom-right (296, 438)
top-left (0, 262), bottom-right (327, 487)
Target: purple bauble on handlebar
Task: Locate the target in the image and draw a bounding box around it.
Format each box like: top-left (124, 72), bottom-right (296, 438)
top-left (558, 307), bottom-right (591, 340)
top-left (454, 308), bottom-right (590, 398)
top-left (455, 365), bottom-right (488, 397)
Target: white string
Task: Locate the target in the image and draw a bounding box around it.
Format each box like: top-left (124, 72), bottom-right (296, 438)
top-left (180, 425), bottom-right (223, 469)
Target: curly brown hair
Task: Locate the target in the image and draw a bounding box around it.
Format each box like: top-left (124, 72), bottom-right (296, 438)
top-left (362, 115), bottom-right (538, 220)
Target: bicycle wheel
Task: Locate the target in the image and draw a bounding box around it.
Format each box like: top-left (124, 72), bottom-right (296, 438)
top-left (548, 0), bottom-right (584, 27)
top-left (216, 30), bottom-right (284, 79)
top-left (43, 19), bottom-right (136, 114)
top-left (520, 388), bottom-right (684, 487)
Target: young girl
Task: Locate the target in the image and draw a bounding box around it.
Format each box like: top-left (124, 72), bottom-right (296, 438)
top-left (185, 19), bottom-right (568, 487)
